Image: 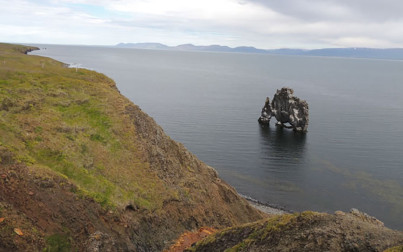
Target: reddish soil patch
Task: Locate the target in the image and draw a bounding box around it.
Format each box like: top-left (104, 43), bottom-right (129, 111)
top-left (166, 227), bottom-right (217, 252)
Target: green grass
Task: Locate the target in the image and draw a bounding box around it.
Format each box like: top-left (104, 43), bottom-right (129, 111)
top-left (44, 234), bottom-right (72, 252)
top-left (384, 246), bottom-right (403, 252)
top-left (0, 43), bottom-right (174, 210)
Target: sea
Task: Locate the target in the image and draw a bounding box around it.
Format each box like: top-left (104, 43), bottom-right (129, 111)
top-left (30, 45), bottom-right (403, 229)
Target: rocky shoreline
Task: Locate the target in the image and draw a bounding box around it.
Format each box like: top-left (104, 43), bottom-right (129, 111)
top-left (240, 194), bottom-right (289, 215)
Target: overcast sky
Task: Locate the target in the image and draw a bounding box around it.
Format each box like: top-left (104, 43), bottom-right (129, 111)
top-left (1, 0), bottom-right (402, 49)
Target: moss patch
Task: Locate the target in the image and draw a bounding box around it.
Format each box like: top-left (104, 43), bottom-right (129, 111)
top-left (44, 234), bottom-right (72, 252)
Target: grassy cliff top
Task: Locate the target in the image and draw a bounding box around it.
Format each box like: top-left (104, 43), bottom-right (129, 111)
top-left (1, 43), bottom-right (167, 209)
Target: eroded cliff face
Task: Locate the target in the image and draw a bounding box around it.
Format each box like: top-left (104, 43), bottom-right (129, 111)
top-left (0, 43), bottom-right (264, 251)
top-left (122, 104), bottom-right (265, 251)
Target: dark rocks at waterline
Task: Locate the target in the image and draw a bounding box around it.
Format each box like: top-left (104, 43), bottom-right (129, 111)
top-left (258, 87), bottom-right (309, 133)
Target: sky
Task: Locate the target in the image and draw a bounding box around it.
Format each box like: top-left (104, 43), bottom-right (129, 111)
top-left (1, 0), bottom-right (403, 49)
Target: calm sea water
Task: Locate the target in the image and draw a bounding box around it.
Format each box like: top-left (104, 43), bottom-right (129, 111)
top-left (30, 45), bottom-right (403, 229)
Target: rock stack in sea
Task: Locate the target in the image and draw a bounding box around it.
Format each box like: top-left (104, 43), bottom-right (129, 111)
top-left (258, 87), bottom-right (309, 132)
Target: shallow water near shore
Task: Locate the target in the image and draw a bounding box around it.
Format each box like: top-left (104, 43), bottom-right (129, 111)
top-left (30, 45), bottom-right (403, 229)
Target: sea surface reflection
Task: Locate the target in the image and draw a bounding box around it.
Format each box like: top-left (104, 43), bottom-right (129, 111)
top-left (259, 125), bottom-right (307, 162)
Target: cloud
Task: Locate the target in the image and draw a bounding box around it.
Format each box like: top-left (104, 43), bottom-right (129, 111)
top-left (1, 0), bottom-right (403, 48)
top-left (248, 0), bottom-right (403, 22)
top-left (244, 0), bottom-right (403, 48)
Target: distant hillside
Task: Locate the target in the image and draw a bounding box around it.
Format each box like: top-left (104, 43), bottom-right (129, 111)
top-left (116, 42), bottom-right (403, 60)
top-left (116, 43), bottom-right (268, 54)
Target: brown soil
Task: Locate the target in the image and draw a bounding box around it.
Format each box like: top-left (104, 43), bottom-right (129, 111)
top-left (165, 227), bottom-right (217, 252)
top-left (0, 151), bottom-right (135, 251)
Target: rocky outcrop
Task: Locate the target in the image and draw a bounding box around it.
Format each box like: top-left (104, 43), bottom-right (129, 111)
top-left (187, 210), bottom-right (403, 252)
top-left (258, 87), bottom-right (309, 132)
top-left (257, 97), bottom-right (272, 125)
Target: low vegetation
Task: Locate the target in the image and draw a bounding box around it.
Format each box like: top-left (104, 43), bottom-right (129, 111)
top-left (0, 43), bottom-right (172, 210)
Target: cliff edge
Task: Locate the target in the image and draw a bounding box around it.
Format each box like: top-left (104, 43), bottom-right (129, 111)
top-left (0, 43), bottom-right (264, 251)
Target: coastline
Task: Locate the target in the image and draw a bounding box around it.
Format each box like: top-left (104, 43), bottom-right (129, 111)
top-left (240, 194), bottom-right (289, 215)
top-left (28, 46), bottom-right (289, 217)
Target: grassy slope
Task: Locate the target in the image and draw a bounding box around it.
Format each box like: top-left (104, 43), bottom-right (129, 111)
top-left (0, 43), bottom-right (165, 209)
top-left (0, 43), bottom-right (264, 251)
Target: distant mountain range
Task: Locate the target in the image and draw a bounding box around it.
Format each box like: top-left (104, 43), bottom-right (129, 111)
top-left (116, 43), bottom-right (403, 60)
top-left (116, 43), bottom-right (267, 53)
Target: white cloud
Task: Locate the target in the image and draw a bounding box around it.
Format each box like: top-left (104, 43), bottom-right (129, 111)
top-left (1, 0), bottom-right (403, 48)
